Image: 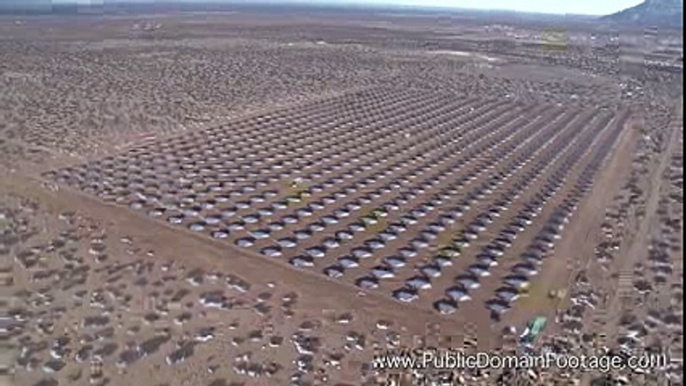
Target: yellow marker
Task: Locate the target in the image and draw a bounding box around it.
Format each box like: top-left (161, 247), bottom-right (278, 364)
top-left (542, 28), bottom-right (568, 51)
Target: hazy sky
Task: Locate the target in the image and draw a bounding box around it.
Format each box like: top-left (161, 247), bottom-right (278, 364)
top-left (361, 0), bottom-right (644, 15)
top-left (48, 0), bottom-right (645, 16)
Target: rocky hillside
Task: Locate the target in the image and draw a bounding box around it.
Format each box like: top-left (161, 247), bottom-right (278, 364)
top-left (603, 0), bottom-right (683, 28)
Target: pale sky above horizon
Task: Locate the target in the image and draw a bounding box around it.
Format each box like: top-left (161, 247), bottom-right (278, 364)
top-left (361, 0), bottom-right (644, 15)
top-left (46, 0), bottom-right (645, 16)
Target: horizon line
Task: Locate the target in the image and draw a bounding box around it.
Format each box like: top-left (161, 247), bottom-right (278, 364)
top-left (0, 0), bottom-right (636, 17)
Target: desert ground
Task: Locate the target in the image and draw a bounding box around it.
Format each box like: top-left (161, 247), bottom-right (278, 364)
top-left (0, 6), bottom-right (683, 386)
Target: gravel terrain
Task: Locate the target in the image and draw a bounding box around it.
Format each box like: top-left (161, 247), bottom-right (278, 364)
top-left (1, 8), bottom-right (682, 386)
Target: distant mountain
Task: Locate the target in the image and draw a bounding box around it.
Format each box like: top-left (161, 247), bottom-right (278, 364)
top-left (603, 0), bottom-right (683, 28)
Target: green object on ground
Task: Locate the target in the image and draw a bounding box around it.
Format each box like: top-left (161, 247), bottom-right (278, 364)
top-left (529, 316), bottom-right (548, 339)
